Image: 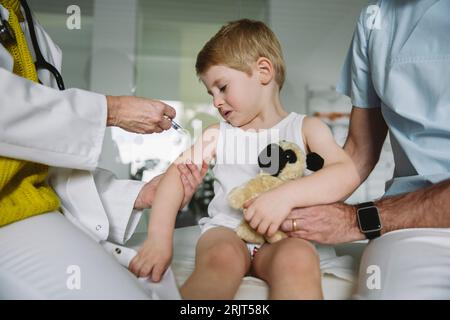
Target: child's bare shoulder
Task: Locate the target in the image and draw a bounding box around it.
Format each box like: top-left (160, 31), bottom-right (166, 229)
top-left (301, 116), bottom-right (332, 141)
top-left (176, 123), bottom-right (220, 165)
top-left (200, 123), bottom-right (221, 161)
top-left (202, 123), bottom-right (220, 143)
top-left (302, 116), bottom-right (329, 131)
top-left (204, 123), bottom-right (220, 133)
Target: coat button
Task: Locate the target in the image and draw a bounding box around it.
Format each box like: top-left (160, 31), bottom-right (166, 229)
top-left (96, 224), bottom-right (102, 231)
top-left (115, 248), bottom-right (121, 254)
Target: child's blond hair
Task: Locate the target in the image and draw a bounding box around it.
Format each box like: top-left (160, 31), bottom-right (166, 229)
top-left (196, 19), bottom-right (286, 90)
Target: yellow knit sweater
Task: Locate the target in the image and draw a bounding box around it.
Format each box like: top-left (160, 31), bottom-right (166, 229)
top-left (0, 0), bottom-right (60, 227)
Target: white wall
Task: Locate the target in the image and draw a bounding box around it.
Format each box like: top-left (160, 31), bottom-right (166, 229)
top-left (29, 0), bottom-right (133, 178)
top-left (89, 0), bottom-right (138, 179)
top-left (269, 0), bottom-right (367, 114)
top-left (134, 0), bottom-right (267, 104)
top-left (28, 0), bottom-right (93, 90)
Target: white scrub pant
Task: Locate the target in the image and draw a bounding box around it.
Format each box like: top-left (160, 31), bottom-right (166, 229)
top-left (354, 228), bottom-right (450, 299)
top-left (0, 212), bottom-right (150, 299)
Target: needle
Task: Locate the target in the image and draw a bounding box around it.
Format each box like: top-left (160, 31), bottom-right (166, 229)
top-left (171, 119), bottom-right (183, 131)
top-left (164, 115), bottom-right (185, 133)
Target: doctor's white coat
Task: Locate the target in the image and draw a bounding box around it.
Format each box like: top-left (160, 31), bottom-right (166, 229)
top-left (0, 6), bottom-right (145, 255)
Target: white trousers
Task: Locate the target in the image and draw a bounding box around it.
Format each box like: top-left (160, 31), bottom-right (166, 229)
top-left (354, 228), bottom-right (450, 299)
top-left (0, 212), bottom-right (150, 299)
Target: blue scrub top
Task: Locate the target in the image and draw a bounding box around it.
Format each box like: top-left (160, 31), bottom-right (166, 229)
top-left (337, 0), bottom-right (450, 196)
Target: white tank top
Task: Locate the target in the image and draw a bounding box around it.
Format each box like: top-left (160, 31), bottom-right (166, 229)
top-left (199, 112), bottom-right (308, 232)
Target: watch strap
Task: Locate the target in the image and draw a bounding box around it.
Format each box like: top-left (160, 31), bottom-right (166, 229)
top-left (357, 201), bottom-right (375, 209)
top-left (363, 228), bottom-right (381, 240)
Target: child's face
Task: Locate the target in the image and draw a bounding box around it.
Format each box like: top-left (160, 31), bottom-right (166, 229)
top-left (200, 64), bottom-right (263, 127)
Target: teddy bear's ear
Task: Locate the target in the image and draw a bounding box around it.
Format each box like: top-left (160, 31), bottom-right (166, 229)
top-left (306, 152), bottom-right (324, 171)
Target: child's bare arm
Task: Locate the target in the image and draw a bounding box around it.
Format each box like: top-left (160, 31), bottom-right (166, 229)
top-left (149, 124), bottom-right (219, 236)
top-left (283, 116), bottom-right (361, 207)
top-left (129, 124), bottom-right (219, 281)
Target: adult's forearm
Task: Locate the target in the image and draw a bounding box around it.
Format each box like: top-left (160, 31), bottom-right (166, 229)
top-left (0, 69), bottom-right (107, 170)
top-left (106, 95), bottom-right (120, 126)
top-left (377, 179), bottom-right (450, 234)
top-left (344, 137), bottom-right (378, 183)
top-left (343, 107), bottom-right (388, 183)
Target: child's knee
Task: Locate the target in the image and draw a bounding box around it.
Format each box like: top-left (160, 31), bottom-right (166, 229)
top-left (198, 242), bottom-right (247, 274)
top-left (270, 239), bottom-right (320, 275)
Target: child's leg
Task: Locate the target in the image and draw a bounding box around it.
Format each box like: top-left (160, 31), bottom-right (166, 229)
top-left (180, 227), bottom-right (251, 299)
top-left (252, 238), bottom-right (323, 299)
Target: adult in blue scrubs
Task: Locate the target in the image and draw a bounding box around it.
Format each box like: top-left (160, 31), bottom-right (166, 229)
top-left (281, 0), bottom-right (450, 299)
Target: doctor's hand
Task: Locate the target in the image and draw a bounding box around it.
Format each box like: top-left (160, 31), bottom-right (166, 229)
top-left (134, 161), bottom-right (208, 210)
top-left (106, 95), bottom-right (176, 134)
top-left (177, 160), bottom-right (209, 207)
top-left (129, 236), bottom-right (172, 282)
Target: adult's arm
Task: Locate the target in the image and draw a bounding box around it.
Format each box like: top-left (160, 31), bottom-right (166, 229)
top-left (376, 178), bottom-right (450, 233)
top-left (344, 106), bottom-right (388, 183)
top-left (0, 69), bottom-right (176, 171)
top-left (0, 68), bottom-right (107, 170)
top-left (281, 110), bottom-right (449, 244)
top-left (281, 177), bottom-right (450, 244)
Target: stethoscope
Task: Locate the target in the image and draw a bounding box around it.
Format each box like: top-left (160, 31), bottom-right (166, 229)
top-left (0, 0), bottom-right (65, 90)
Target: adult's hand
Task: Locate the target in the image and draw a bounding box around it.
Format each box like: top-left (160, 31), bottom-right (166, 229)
top-left (106, 95), bottom-right (176, 134)
top-left (134, 161), bottom-right (209, 210)
top-left (280, 203), bottom-right (365, 244)
top-left (176, 160), bottom-right (209, 208)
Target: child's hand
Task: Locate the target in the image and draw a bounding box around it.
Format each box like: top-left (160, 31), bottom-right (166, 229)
top-left (128, 236), bottom-right (173, 282)
top-left (243, 188), bottom-right (294, 237)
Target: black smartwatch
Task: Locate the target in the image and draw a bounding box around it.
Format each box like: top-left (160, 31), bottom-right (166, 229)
top-left (356, 201), bottom-right (382, 240)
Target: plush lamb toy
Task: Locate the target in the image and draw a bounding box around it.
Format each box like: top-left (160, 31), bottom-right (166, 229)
top-left (227, 140), bottom-right (323, 245)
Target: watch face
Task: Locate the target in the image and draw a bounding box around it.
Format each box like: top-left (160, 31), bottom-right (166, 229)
top-left (358, 207), bottom-right (382, 232)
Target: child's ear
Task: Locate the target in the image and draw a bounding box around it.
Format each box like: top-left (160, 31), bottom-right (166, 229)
top-left (256, 57), bottom-right (274, 85)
